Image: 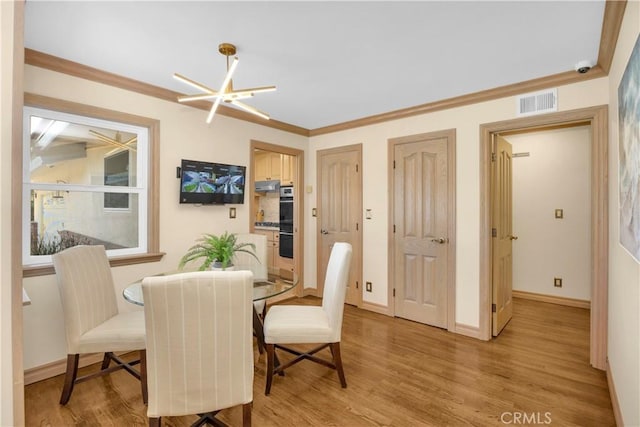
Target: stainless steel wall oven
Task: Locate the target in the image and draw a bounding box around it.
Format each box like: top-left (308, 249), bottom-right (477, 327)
top-left (279, 186), bottom-right (294, 258)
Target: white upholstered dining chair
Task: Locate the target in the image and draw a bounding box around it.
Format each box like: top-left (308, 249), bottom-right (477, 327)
top-left (235, 232), bottom-right (269, 353)
top-left (52, 245), bottom-right (147, 405)
top-left (234, 233), bottom-right (268, 283)
top-left (263, 242), bottom-right (352, 395)
top-left (142, 270), bottom-right (254, 427)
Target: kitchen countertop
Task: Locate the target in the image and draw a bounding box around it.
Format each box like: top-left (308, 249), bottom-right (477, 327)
top-left (255, 222), bottom-right (279, 231)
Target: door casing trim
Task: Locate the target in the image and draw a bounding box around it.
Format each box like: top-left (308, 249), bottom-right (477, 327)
top-left (479, 105), bottom-right (608, 369)
top-left (250, 139), bottom-right (305, 298)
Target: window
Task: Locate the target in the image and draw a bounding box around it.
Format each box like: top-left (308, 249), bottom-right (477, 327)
top-left (22, 96), bottom-right (161, 271)
top-left (104, 150), bottom-right (130, 209)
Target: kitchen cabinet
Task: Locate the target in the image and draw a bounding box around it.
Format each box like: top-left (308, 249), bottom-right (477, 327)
top-left (254, 229), bottom-right (295, 274)
top-left (254, 229), bottom-right (279, 273)
top-left (255, 152), bottom-right (281, 181)
top-left (277, 253), bottom-right (294, 272)
top-left (280, 154), bottom-right (295, 185)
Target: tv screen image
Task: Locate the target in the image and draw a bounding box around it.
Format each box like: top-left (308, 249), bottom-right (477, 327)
top-left (179, 159), bottom-right (246, 204)
top-left (213, 163), bottom-right (246, 204)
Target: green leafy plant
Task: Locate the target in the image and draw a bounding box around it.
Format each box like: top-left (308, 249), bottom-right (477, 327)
top-left (178, 231), bottom-right (258, 271)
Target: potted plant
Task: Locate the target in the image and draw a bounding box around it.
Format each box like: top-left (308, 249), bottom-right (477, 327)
top-left (178, 231), bottom-right (258, 271)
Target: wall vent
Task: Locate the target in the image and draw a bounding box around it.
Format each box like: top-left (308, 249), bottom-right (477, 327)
top-left (516, 88), bottom-right (557, 117)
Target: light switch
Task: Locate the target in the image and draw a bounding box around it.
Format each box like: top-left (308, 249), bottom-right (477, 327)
top-left (366, 209), bottom-right (372, 219)
top-left (555, 209), bottom-right (563, 219)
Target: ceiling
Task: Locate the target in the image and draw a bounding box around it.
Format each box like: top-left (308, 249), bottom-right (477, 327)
top-left (23, 1), bottom-right (606, 131)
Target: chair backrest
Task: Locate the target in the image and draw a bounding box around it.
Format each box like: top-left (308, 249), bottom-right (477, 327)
top-left (235, 233), bottom-right (268, 281)
top-left (52, 245), bottom-right (119, 354)
top-left (321, 242), bottom-right (353, 343)
top-left (142, 270), bottom-right (254, 418)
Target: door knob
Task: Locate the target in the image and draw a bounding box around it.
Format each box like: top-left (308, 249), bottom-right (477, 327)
top-left (321, 229), bottom-right (329, 235)
top-left (509, 235), bottom-right (518, 241)
top-left (431, 237), bottom-right (448, 244)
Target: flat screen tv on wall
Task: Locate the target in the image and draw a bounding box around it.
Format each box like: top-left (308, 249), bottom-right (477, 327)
top-left (179, 159), bottom-right (246, 205)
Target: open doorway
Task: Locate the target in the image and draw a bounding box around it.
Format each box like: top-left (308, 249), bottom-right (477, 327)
top-left (250, 139), bottom-right (305, 299)
top-left (479, 105), bottom-right (608, 370)
top-left (491, 125), bottom-right (593, 336)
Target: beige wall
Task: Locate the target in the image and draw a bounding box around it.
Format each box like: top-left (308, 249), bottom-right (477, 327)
top-left (308, 79), bottom-right (608, 327)
top-left (506, 126), bottom-right (592, 301)
top-left (23, 63), bottom-right (611, 370)
top-left (22, 65), bottom-right (308, 370)
top-left (17, 9), bottom-right (639, 425)
top-left (606, 1), bottom-right (640, 425)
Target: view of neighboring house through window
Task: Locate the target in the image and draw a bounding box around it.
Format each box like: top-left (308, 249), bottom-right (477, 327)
top-left (23, 106), bottom-right (149, 266)
top-left (104, 149), bottom-right (130, 209)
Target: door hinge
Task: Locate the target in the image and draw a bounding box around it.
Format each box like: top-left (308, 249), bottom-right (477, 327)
top-left (393, 224), bottom-right (396, 233)
top-left (492, 303), bottom-right (496, 313)
top-left (393, 288), bottom-right (396, 297)
top-left (492, 228), bottom-right (497, 238)
top-left (356, 222), bottom-right (359, 231)
top-left (491, 153), bottom-right (497, 162)
top-left (393, 160), bottom-right (396, 169)
top-left (356, 164), bottom-right (359, 172)
top-left (356, 281), bottom-right (359, 289)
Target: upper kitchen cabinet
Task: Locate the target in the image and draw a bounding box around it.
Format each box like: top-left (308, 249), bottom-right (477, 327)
top-left (255, 151), bottom-right (282, 181)
top-left (281, 154), bottom-right (295, 186)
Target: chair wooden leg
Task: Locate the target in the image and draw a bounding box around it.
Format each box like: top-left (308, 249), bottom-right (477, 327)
top-left (330, 342), bottom-right (347, 388)
top-left (140, 349), bottom-right (148, 404)
top-left (60, 354), bottom-right (80, 405)
top-left (253, 306), bottom-right (266, 355)
top-left (265, 344), bottom-right (275, 395)
top-left (59, 354), bottom-right (79, 405)
top-left (242, 402), bottom-right (252, 427)
top-left (149, 416), bottom-right (160, 427)
top-left (100, 352), bottom-right (111, 370)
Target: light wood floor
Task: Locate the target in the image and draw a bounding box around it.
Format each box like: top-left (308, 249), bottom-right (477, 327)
top-left (25, 297), bottom-right (614, 426)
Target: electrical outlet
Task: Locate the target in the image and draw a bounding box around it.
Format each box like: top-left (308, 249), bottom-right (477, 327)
top-left (554, 277), bottom-right (562, 288)
top-left (365, 281), bottom-right (372, 292)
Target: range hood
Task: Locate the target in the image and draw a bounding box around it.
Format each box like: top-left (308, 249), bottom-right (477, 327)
top-left (255, 180), bottom-right (280, 193)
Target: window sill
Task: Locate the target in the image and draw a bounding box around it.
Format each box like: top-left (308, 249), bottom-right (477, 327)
top-left (22, 252), bottom-right (166, 278)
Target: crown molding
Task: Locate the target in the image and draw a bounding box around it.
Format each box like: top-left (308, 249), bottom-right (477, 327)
top-left (309, 67), bottom-right (606, 136)
top-left (597, 0), bottom-right (627, 74)
top-left (24, 1), bottom-right (625, 138)
top-left (24, 48), bottom-right (310, 137)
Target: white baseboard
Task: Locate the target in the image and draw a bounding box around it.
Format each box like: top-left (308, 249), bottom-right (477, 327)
top-left (360, 301), bottom-right (391, 316)
top-left (606, 359), bottom-right (623, 427)
top-left (454, 322), bottom-right (481, 339)
top-left (513, 290), bottom-right (590, 309)
top-left (24, 353), bottom-right (103, 385)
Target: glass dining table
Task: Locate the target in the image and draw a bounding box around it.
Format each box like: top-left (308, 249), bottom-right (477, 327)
top-left (123, 269), bottom-right (298, 356)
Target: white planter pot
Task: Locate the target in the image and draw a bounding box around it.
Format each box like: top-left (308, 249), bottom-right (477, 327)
top-left (211, 262), bottom-right (235, 271)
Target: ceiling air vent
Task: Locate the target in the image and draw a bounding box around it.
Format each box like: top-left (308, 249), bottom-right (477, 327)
top-left (516, 88), bottom-right (557, 117)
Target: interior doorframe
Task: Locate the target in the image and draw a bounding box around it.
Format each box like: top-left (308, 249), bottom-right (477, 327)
top-left (387, 129), bottom-right (457, 332)
top-left (315, 143), bottom-right (363, 307)
top-left (249, 139), bottom-right (305, 298)
top-left (479, 105), bottom-right (608, 369)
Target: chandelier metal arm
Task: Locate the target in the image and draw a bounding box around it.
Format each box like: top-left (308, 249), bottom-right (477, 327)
top-left (179, 85), bottom-right (276, 103)
top-left (89, 130), bottom-right (137, 152)
top-left (206, 56), bottom-right (239, 123)
top-left (174, 43), bottom-right (275, 123)
top-left (173, 73), bottom-right (218, 95)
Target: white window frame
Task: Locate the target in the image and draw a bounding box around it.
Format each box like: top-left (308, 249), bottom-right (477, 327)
top-left (22, 106), bottom-right (149, 266)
